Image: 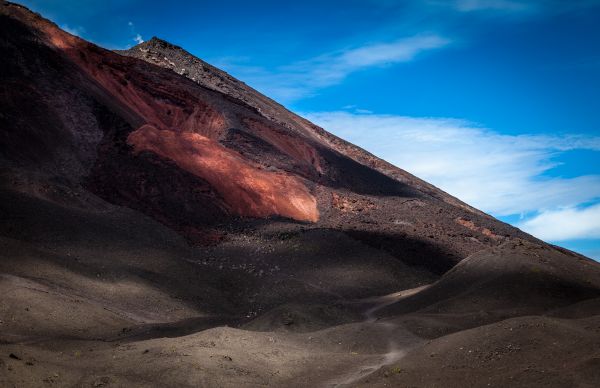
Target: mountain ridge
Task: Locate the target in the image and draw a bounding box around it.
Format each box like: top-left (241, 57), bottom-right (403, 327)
top-left (0, 0), bottom-right (532, 274)
top-left (118, 34), bottom-right (487, 216)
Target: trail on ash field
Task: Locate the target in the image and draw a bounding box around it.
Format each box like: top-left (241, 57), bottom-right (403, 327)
top-left (326, 286), bottom-right (428, 387)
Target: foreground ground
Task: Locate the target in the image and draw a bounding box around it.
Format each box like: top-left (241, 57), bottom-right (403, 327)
top-left (1, 2), bottom-right (599, 386)
top-left (1, 176), bottom-right (599, 387)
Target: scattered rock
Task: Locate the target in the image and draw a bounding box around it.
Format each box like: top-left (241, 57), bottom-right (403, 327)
top-left (43, 374), bottom-right (60, 384)
top-left (282, 313), bottom-right (294, 326)
top-left (92, 376), bottom-right (110, 387)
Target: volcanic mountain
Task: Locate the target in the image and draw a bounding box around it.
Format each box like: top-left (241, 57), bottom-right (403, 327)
top-left (1, 2), bottom-right (599, 387)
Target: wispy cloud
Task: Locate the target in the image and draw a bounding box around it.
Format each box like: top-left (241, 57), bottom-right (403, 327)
top-left (210, 0), bottom-right (600, 103)
top-left (429, 0), bottom-right (600, 14)
top-left (302, 34), bottom-right (450, 79)
top-left (218, 34), bottom-right (450, 102)
top-left (452, 0), bottom-right (534, 12)
top-left (518, 204), bottom-right (600, 241)
top-left (583, 249), bottom-right (600, 261)
top-left (60, 24), bottom-right (85, 37)
top-left (304, 111), bottom-right (600, 219)
top-left (128, 21), bottom-right (144, 45)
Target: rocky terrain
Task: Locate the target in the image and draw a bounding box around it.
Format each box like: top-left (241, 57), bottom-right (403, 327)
top-left (1, 1), bottom-right (599, 387)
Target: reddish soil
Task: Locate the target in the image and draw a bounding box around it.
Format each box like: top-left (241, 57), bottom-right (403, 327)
top-left (128, 124), bottom-right (318, 221)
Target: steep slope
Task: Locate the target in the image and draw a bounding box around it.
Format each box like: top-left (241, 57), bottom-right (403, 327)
top-left (1, 1), bottom-right (533, 275)
top-left (118, 36), bottom-right (484, 214)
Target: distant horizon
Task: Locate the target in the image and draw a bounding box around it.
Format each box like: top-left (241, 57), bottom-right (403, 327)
top-left (16, 0), bottom-right (600, 260)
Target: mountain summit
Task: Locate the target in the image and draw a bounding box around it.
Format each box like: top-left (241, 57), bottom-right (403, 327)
top-left (1, 0), bottom-right (526, 272)
top-left (1, 2), bottom-right (599, 387)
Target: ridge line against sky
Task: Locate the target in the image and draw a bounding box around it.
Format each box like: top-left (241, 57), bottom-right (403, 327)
top-left (14, 0), bottom-right (600, 260)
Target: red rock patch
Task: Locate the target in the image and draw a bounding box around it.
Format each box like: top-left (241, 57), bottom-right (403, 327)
top-left (128, 125), bottom-right (318, 222)
top-left (243, 118), bottom-right (323, 174)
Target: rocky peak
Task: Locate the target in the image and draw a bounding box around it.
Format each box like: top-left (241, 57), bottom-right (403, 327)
top-left (131, 36), bottom-right (191, 58)
top-left (118, 34), bottom-right (334, 145)
top-left (144, 36), bottom-right (180, 49)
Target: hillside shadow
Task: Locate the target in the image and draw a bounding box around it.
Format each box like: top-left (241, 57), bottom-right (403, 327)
top-left (343, 229), bottom-right (461, 275)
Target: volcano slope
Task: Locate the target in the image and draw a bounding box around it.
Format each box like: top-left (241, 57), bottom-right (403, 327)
top-left (1, 2), bottom-right (599, 387)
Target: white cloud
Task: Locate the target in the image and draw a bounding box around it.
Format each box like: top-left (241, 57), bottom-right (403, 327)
top-left (326, 35), bottom-right (450, 71)
top-left (290, 34), bottom-right (450, 89)
top-left (304, 111), bottom-right (600, 217)
top-left (60, 24), bottom-right (85, 37)
top-left (127, 22), bottom-right (144, 45)
top-left (518, 204), bottom-right (600, 241)
top-left (432, 0), bottom-right (600, 13)
top-left (583, 250), bottom-right (600, 261)
top-left (217, 34), bottom-right (450, 102)
top-left (453, 0), bottom-right (533, 12)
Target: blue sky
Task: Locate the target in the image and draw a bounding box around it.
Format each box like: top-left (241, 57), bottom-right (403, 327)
top-left (17, 0), bottom-right (600, 260)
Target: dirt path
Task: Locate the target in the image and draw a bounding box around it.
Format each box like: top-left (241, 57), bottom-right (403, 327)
top-left (324, 286), bottom-right (428, 387)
